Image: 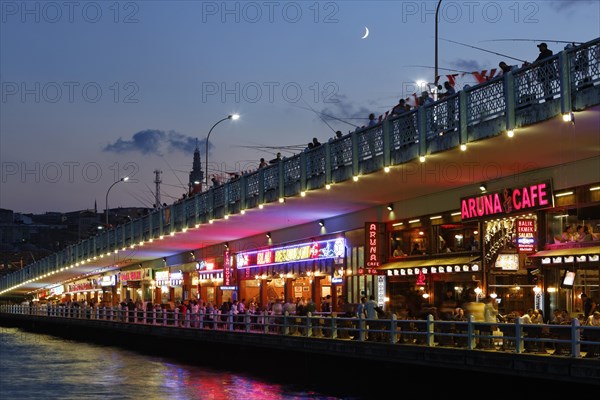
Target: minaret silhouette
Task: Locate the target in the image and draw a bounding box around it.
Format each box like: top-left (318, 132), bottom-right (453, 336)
top-left (188, 138), bottom-right (203, 195)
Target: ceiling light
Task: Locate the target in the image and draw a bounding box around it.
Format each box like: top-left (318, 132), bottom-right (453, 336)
top-left (555, 191), bottom-right (573, 197)
top-left (266, 232), bottom-right (271, 239)
top-left (319, 219), bottom-right (325, 227)
top-left (387, 203), bottom-right (394, 211)
top-left (479, 183), bottom-right (487, 192)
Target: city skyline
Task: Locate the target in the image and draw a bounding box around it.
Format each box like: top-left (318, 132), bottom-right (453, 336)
top-left (1, 0), bottom-right (599, 213)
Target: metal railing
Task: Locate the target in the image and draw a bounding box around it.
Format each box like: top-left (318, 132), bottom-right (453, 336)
top-left (3, 304), bottom-right (599, 359)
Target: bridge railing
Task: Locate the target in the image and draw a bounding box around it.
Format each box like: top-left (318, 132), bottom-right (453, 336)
top-left (4, 304), bottom-right (599, 359)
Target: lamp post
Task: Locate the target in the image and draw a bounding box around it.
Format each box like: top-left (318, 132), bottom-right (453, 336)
top-left (105, 177), bottom-right (129, 227)
top-left (205, 114), bottom-right (239, 189)
top-left (434, 0), bottom-right (443, 89)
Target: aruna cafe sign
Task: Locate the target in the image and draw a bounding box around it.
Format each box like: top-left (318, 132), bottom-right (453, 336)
top-left (460, 181), bottom-right (553, 222)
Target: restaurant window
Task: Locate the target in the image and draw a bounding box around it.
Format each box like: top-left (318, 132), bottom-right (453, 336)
top-left (434, 222), bottom-right (480, 255)
top-left (389, 226), bottom-right (430, 257)
top-left (545, 206), bottom-right (600, 245)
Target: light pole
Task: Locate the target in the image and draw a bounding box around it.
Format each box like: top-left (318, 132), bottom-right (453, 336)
top-left (434, 0), bottom-right (443, 89)
top-left (205, 114), bottom-right (239, 189)
top-left (105, 177), bottom-right (129, 227)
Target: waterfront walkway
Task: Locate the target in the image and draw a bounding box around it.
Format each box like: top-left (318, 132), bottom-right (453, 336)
top-left (2, 305), bottom-right (599, 385)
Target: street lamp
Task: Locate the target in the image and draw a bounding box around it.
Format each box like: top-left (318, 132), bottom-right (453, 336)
top-left (105, 177), bottom-right (129, 227)
top-left (434, 0), bottom-right (443, 89)
top-left (205, 114), bottom-right (239, 189)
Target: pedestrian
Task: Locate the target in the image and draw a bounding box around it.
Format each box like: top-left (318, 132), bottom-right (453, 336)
top-left (391, 99), bottom-right (406, 116)
top-left (269, 152), bottom-right (282, 164)
top-left (367, 113), bottom-right (377, 127)
top-left (499, 61), bottom-right (517, 74)
top-left (533, 42), bottom-right (556, 101)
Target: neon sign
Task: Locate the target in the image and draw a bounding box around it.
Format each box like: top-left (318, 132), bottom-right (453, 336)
top-left (365, 222), bottom-right (381, 267)
top-left (236, 238), bottom-right (346, 268)
top-left (460, 181), bottom-right (552, 221)
top-left (120, 269), bottom-right (143, 283)
top-left (257, 250), bottom-right (274, 265)
top-left (517, 219), bottom-right (536, 253)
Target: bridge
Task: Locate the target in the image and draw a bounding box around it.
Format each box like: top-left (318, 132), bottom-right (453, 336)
top-left (1, 37), bottom-right (599, 298)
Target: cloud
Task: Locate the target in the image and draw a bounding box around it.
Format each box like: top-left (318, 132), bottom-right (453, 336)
top-left (318, 94), bottom-right (371, 128)
top-left (450, 59), bottom-right (486, 72)
top-left (103, 129), bottom-right (200, 155)
top-left (549, 0), bottom-right (595, 11)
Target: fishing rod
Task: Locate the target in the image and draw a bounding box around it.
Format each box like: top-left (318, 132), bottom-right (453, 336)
top-left (294, 104), bottom-right (360, 128)
top-left (300, 97), bottom-right (336, 134)
top-left (479, 39), bottom-right (582, 45)
top-left (439, 37), bottom-right (527, 63)
top-left (235, 144), bottom-right (306, 150)
top-left (404, 65), bottom-right (472, 74)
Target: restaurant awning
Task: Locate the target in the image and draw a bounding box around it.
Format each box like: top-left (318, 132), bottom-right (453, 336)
top-left (379, 256), bottom-right (480, 270)
top-left (527, 246), bottom-right (599, 265)
top-left (527, 246), bottom-right (600, 257)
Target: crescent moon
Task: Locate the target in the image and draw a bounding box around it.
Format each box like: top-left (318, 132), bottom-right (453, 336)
top-left (361, 26), bottom-right (369, 39)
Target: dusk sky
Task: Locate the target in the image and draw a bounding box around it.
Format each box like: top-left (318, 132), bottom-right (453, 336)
top-left (1, 0), bottom-right (599, 214)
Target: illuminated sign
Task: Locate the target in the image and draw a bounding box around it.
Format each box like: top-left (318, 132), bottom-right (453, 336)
top-left (50, 285), bottom-right (64, 295)
top-left (236, 253), bottom-right (249, 268)
top-left (376, 275), bottom-right (386, 307)
top-left (460, 180), bottom-right (552, 221)
top-left (365, 222), bottom-right (381, 267)
top-left (331, 277), bottom-right (343, 284)
top-left (99, 275), bottom-right (116, 287)
top-left (496, 253), bottom-right (519, 270)
top-left (275, 246), bottom-right (310, 263)
top-left (170, 271), bottom-right (183, 286)
top-left (220, 285), bottom-right (238, 291)
top-left (517, 219), bottom-right (536, 253)
top-left (223, 250), bottom-right (233, 286)
top-left (155, 270), bottom-right (169, 286)
top-left (120, 269), bottom-right (143, 283)
top-left (236, 238), bottom-right (346, 268)
top-left (258, 250), bottom-right (274, 265)
top-left (416, 270), bottom-right (426, 285)
top-left (68, 282), bottom-right (93, 292)
top-left (195, 260), bottom-right (215, 271)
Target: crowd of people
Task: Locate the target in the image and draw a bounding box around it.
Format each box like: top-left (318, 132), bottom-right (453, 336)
top-left (164, 43), bottom-right (579, 208)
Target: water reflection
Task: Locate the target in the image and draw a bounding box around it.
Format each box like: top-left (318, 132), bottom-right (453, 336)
top-left (0, 327), bottom-right (341, 400)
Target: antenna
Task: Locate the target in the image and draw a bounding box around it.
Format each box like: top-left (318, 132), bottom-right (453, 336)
top-left (154, 170), bottom-right (162, 207)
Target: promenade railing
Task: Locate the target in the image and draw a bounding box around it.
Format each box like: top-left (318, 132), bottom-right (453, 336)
top-left (3, 304), bottom-right (599, 359)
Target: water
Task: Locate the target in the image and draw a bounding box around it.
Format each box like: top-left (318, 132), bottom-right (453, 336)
top-left (0, 327), bottom-right (346, 400)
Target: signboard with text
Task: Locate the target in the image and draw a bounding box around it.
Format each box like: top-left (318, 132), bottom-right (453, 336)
top-left (365, 222), bottom-right (381, 268)
top-left (460, 180), bottom-right (553, 222)
top-left (517, 219), bottom-right (536, 253)
top-left (236, 238), bottom-right (346, 268)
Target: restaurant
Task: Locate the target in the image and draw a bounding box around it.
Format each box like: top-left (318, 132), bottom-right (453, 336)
top-left (235, 236), bottom-right (346, 310)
